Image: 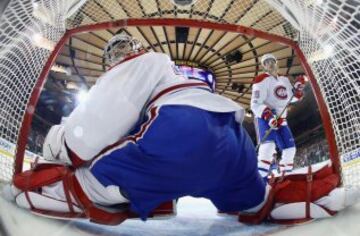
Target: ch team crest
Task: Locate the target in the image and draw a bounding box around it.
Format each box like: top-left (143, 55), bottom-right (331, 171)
top-left (274, 85), bottom-right (288, 99)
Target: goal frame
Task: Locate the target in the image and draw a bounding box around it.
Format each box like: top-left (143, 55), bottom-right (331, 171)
top-left (14, 18), bottom-right (340, 177)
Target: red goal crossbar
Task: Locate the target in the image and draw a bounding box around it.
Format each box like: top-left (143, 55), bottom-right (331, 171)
top-left (14, 18), bottom-right (340, 178)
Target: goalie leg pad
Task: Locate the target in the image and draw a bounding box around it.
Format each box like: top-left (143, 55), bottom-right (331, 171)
top-left (270, 202), bottom-right (334, 222)
top-left (270, 186), bottom-right (360, 223)
top-left (13, 163), bottom-right (69, 191)
top-left (239, 163), bottom-right (340, 225)
top-left (12, 164), bottom-right (131, 225)
top-left (13, 164), bottom-right (86, 219)
top-left (15, 191), bottom-right (84, 219)
top-left (275, 173), bottom-right (339, 203)
top-left (12, 164), bottom-right (176, 225)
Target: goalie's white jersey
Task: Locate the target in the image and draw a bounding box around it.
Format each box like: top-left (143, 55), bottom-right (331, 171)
top-left (64, 52), bottom-right (243, 160)
top-left (250, 73), bottom-right (295, 118)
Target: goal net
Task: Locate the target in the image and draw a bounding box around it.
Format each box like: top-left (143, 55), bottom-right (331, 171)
top-left (0, 0), bottom-right (359, 189)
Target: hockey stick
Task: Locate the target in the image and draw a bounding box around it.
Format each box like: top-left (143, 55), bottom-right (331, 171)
top-left (255, 93), bottom-right (295, 152)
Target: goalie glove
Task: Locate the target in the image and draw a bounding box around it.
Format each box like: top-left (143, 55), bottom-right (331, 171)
top-left (42, 125), bottom-right (86, 167)
top-left (42, 125), bottom-right (72, 165)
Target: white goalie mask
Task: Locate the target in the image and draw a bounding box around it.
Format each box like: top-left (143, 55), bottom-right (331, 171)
top-left (104, 33), bottom-right (143, 66)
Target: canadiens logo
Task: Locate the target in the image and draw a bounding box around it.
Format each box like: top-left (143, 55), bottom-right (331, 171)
top-left (274, 86), bottom-right (288, 99)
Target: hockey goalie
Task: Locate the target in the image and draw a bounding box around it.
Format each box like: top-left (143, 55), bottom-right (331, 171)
top-left (2, 33), bottom-right (359, 225)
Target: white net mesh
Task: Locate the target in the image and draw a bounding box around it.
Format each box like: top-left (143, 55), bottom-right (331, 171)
top-left (0, 0), bottom-right (359, 188)
top-left (0, 0), bottom-right (74, 182)
top-left (268, 0), bottom-right (360, 187)
top-left (66, 0), bottom-right (298, 39)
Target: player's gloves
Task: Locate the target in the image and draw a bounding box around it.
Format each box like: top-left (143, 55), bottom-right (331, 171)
top-left (42, 124), bottom-right (72, 165)
top-left (239, 161), bottom-right (360, 224)
top-left (262, 107), bottom-right (284, 129)
top-left (293, 75), bottom-right (306, 99)
top-left (268, 117), bottom-right (284, 129)
top-left (261, 107), bottom-right (273, 120)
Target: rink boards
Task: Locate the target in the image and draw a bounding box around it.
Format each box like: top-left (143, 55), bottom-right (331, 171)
top-left (0, 137), bottom-right (35, 177)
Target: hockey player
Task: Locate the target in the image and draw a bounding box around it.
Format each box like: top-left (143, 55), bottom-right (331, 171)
top-left (2, 34), bottom-right (359, 225)
top-left (251, 53), bottom-right (306, 178)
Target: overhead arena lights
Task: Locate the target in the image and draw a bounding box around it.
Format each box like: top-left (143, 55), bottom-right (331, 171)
top-left (309, 44), bottom-right (334, 63)
top-left (31, 33), bottom-right (56, 51)
top-left (51, 64), bottom-right (72, 76)
top-left (77, 90), bottom-right (89, 103)
top-left (32, 2), bottom-right (56, 26)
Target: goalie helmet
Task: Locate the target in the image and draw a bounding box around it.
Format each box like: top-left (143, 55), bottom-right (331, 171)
top-left (104, 33), bottom-right (143, 66)
top-left (261, 53), bottom-right (277, 67)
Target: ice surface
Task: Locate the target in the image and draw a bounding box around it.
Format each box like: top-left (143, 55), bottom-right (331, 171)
top-left (1, 189), bottom-right (360, 236)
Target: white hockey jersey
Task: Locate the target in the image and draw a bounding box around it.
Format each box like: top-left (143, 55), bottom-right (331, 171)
top-left (250, 73), bottom-right (296, 119)
top-left (64, 52), bottom-right (243, 161)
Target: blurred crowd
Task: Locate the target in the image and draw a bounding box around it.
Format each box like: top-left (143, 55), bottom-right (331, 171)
top-left (27, 128), bottom-right (45, 155)
top-left (25, 123), bottom-right (330, 167)
top-left (293, 136), bottom-right (329, 168)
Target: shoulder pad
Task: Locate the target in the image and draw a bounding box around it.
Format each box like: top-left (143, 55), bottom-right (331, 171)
top-left (253, 73), bottom-right (270, 83)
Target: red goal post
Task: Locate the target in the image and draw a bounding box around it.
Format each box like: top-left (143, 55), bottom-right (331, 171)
top-left (1, 0), bottom-right (359, 189)
top-left (13, 18), bottom-right (339, 177)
